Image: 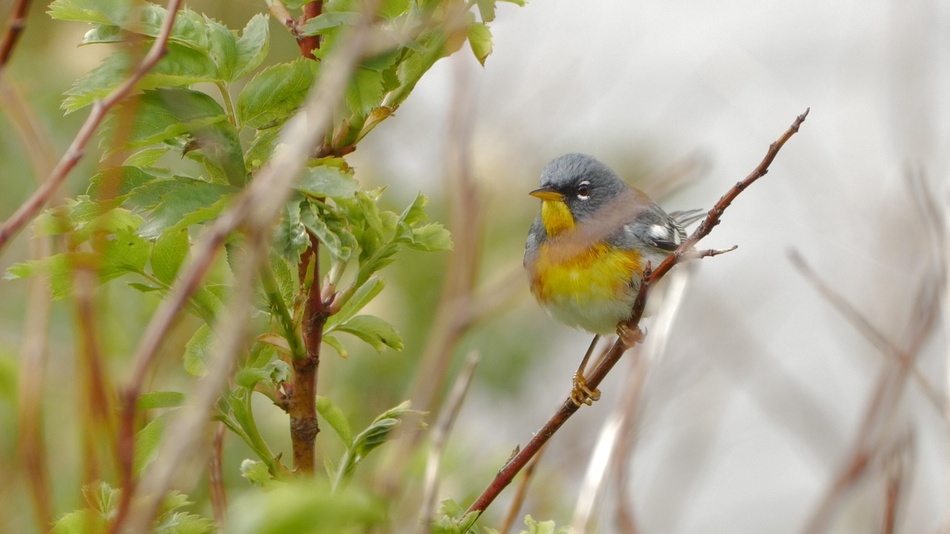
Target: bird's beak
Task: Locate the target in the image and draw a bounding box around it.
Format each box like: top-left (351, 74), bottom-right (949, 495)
top-left (529, 187), bottom-right (562, 201)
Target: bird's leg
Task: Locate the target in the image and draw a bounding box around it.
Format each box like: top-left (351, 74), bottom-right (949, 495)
top-left (571, 335), bottom-right (602, 406)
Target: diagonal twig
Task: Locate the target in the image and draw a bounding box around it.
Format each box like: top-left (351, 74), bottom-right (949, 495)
top-left (0, 0), bottom-right (31, 68)
top-left (465, 108), bottom-right (809, 519)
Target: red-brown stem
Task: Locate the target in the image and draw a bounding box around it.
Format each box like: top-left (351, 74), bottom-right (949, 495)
top-left (290, 233), bottom-right (325, 473)
top-left (465, 109), bottom-right (809, 519)
top-left (0, 0), bottom-right (30, 67)
top-left (297, 1), bottom-right (323, 59)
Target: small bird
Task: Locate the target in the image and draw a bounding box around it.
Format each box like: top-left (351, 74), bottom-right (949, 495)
top-left (524, 153), bottom-right (702, 404)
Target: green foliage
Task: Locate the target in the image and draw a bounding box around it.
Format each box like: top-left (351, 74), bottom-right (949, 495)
top-left (52, 482), bottom-right (214, 534)
top-left (13, 0), bottom-right (526, 531)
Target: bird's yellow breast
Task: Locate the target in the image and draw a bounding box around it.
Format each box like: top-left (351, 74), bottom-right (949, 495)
top-left (530, 240), bottom-right (642, 306)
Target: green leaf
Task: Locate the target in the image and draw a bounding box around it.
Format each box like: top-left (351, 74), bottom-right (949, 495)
top-left (237, 58), bottom-right (316, 129)
top-left (203, 16), bottom-right (238, 82)
top-left (347, 401), bottom-right (413, 468)
top-left (468, 21), bottom-right (493, 66)
top-left (325, 276), bottom-right (383, 328)
top-left (234, 14), bottom-right (270, 80)
top-left (137, 391), bottom-right (186, 410)
top-left (184, 324), bottom-right (213, 377)
top-left (335, 315), bottom-right (403, 352)
top-left (476, 0), bottom-right (496, 22)
top-left (345, 67), bottom-right (388, 117)
top-left (408, 223), bottom-right (453, 251)
top-left (316, 396), bottom-right (353, 446)
top-left (112, 88), bottom-right (228, 148)
top-left (298, 164), bottom-right (359, 199)
top-left (322, 335), bottom-right (349, 359)
top-left (48, 0), bottom-right (131, 25)
top-left (134, 412), bottom-right (173, 474)
top-left (87, 166), bottom-right (159, 200)
top-left (100, 231), bottom-right (151, 280)
top-left (300, 202), bottom-right (357, 263)
top-left (150, 229), bottom-right (189, 285)
top-left (81, 24), bottom-right (123, 45)
top-left (130, 179), bottom-right (237, 239)
top-left (240, 459), bottom-right (276, 488)
top-left (274, 201), bottom-right (309, 261)
top-left (244, 127), bottom-right (280, 171)
top-left (62, 45), bottom-right (224, 112)
top-left (299, 12), bottom-right (360, 36)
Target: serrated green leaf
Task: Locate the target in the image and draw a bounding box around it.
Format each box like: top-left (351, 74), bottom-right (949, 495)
top-left (5, 254), bottom-right (74, 300)
top-left (468, 21), bottom-right (492, 66)
top-left (123, 148), bottom-right (170, 168)
top-left (150, 229), bottom-right (189, 285)
top-left (62, 45), bottom-right (223, 112)
top-left (52, 509), bottom-right (105, 534)
top-left (111, 88), bottom-right (228, 148)
top-left (137, 391), bottom-right (185, 410)
top-left (48, 0), bottom-right (130, 25)
top-left (298, 165), bottom-right (358, 199)
top-left (407, 222), bottom-right (452, 251)
top-left (100, 231), bottom-right (151, 280)
top-left (316, 395), bottom-right (353, 446)
top-left (131, 179), bottom-right (236, 239)
top-left (476, 0), bottom-right (497, 21)
top-left (184, 324), bottom-right (213, 377)
top-left (345, 67), bottom-right (387, 117)
top-left (234, 14), bottom-right (270, 80)
top-left (237, 58), bottom-right (315, 129)
top-left (300, 203), bottom-right (356, 263)
top-left (203, 16), bottom-right (238, 81)
top-left (335, 315), bottom-right (403, 352)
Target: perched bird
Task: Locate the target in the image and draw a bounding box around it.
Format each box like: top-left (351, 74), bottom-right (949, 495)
top-left (524, 153), bottom-right (702, 404)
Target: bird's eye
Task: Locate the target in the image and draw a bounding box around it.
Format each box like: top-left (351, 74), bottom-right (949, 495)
top-left (576, 181), bottom-right (591, 200)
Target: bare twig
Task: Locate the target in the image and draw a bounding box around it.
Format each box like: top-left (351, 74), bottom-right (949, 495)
top-left (420, 351), bottom-right (481, 531)
top-left (465, 109), bottom-right (809, 519)
top-left (0, 0), bottom-right (184, 255)
top-left (789, 250), bottom-right (947, 418)
top-left (795, 252), bottom-right (940, 534)
top-left (0, 0), bottom-right (31, 67)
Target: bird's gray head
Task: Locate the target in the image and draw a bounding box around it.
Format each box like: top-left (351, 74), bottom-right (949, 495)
top-left (535, 153), bottom-right (628, 222)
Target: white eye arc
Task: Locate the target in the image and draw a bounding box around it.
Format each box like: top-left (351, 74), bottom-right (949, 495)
top-left (576, 180), bottom-right (591, 200)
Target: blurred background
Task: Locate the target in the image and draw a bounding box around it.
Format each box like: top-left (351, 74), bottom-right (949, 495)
top-left (1, 0), bottom-right (948, 532)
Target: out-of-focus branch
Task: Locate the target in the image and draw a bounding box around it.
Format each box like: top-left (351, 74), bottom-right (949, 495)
top-left (793, 251), bottom-right (940, 534)
top-left (420, 351), bottom-right (480, 531)
top-left (0, 0), bottom-right (183, 255)
top-left (465, 109), bottom-right (809, 518)
top-left (0, 0), bottom-right (31, 68)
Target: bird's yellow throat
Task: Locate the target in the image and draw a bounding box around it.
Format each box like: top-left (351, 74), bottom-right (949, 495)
top-left (540, 199), bottom-right (575, 236)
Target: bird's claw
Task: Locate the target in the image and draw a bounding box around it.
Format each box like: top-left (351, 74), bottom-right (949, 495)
top-left (617, 323), bottom-right (645, 346)
top-left (570, 372), bottom-right (601, 406)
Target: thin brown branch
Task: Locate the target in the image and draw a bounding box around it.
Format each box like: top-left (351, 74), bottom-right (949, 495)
top-left (465, 109), bottom-right (809, 519)
top-left (0, 0), bottom-right (183, 255)
top-left (0, 0), bottom-right (31, 67)
top-left (421, 351), bottom-right (481, 531)
top-left (499, 445), bottom-right (547, 534)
